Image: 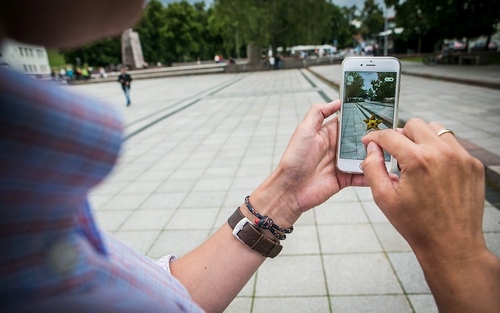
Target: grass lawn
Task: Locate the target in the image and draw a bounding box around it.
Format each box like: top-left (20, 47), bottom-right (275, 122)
top-left (47, 50), bottom-right (67, 70)
top-left (397, 56), bottom-right (423, 62)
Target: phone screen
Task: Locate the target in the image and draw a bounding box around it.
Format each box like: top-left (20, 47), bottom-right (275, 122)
top-left (339, 70), bottom-right (397, 162)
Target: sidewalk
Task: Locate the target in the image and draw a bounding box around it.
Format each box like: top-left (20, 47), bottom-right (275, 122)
top-left (400, 61), bottom-right (500, 90)
top-left (76, 67), bottom-right (500, 313)
top-left (308, 60), bottom-right (500, 90)
top-left (308, 61), bottom-right (500, 192)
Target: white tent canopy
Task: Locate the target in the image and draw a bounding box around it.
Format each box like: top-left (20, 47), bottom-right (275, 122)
top-left (379, 27), bottom-right (404, 36)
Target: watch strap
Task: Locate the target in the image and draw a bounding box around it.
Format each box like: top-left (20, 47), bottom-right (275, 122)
top-left (228, 207), bottom-right (282, 258)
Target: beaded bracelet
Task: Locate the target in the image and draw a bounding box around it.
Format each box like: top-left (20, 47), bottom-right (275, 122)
top-left (244, 195), bottom-right (294, 240)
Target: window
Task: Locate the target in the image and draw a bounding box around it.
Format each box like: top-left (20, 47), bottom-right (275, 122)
top-left (40, 65), bottom-right (47, 72)
top-left (36, 49), bottom-right (44, 58)
top-left (29, 49), bottom-right (34, 57)
top-left (19, 47), bottom-right (24, 56)
top-left (23, 64), bottom-right (28, 72)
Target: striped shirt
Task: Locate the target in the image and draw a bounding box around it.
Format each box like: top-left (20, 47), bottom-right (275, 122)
top-left (0, 68), bottom-right (204, 312)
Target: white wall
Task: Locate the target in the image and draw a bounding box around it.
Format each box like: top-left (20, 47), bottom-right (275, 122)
top-left (0, 38), bottom-right (51, 76)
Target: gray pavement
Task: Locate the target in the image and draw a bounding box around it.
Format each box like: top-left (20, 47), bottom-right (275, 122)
top-left (68, 64), bottom-right (500, 312)
top-left (400, 61), bottom-right (500, 90)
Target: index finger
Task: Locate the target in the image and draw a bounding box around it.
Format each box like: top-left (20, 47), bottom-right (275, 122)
top-left (362, 128), bottom-right (418, 164)
top-left (401, 118), bottom-right (444, 145)
top-left (299, 100), bottom-right (341, 130)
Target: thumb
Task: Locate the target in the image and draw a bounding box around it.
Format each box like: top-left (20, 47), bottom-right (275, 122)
top-left (362, 142), bottom-right (397, 207)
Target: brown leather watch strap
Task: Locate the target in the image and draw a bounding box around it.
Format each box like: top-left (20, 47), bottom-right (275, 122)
top-left (228, 207), bottom-right (283, 258)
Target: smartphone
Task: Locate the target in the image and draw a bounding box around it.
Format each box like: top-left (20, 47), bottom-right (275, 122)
top-left (336, 56), bottom-right (401, 174)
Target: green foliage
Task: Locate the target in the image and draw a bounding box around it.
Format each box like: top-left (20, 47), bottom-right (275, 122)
top-left (371, 72), bottom-right (396, 101)
top-left (210, 0), bottom-right (332, 57)
top-left (163, 2), bottom-right (204, 62)
top-left (47, 50), bottom-right (66, 69)
top-left (388, 0), bottom-right (500, 52)
top-left (60, 0), bottom-right (500, 67)
top-left (359, 0), bottom-right (384, 40)
top-left (135, 0), bottom-right (169, 64)
top-left (135, 0), bottom-right (219, 64)
top-left (329, 5), bottom-right (358, 48)
top-left (345, 72), bottom-right (366, 99)
top-left (63, 37), bottom-right (121, 67)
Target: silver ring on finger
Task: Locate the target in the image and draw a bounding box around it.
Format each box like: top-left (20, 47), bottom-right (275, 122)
top-left (437, 129), bottom-right (455, 137)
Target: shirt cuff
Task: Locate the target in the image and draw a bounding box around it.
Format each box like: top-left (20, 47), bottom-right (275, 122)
top-left (156, 255), bottom-right (177, 274)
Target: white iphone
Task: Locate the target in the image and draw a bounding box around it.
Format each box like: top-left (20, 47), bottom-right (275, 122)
top-left (336, 56), bottom-right (401, 174)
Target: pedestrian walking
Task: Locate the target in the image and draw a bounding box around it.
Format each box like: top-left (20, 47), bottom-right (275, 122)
top-left (117, 67), bottom-right (132, 106)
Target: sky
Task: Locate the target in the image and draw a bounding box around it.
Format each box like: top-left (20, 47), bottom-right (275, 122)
top-left (159, 0), bottom-right (212, 6)
top-left (158, 0), bottom-right (395, 17)
top-left (333, 0), bottom-right (370, 8)
top-left (159, 0), bottom-right (387, 10)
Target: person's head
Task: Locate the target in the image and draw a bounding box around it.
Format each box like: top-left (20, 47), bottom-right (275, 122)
top-left (0, 0), bottom-right (144, 49)
top-left (120, 67), bottom-right (127, 74)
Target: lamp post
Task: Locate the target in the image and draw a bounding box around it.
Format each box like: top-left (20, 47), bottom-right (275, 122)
top-left (383, 4), bottom-right (388, 56)
top-left (232, 22), bottom-right (240, 60)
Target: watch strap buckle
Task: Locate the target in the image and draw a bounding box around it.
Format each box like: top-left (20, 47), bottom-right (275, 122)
top-left (228, 207), bottom-right (283, 258)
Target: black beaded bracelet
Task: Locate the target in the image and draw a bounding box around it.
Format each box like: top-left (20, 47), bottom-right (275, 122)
top-left (244, 195), bottom-right (294, 240)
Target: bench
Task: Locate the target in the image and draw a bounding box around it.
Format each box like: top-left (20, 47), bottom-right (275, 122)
top-left (458, 54), bottom-right (481, 65)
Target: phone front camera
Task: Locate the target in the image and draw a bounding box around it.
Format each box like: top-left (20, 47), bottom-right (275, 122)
top-left (360, 64), bottom-right (363, 66)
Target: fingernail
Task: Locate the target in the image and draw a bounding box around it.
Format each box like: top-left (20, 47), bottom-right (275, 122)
top-left (367, 142), bottom-right (377, 154)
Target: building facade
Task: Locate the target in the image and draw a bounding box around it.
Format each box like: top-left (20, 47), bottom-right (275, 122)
top-left (0, 38), bottom-right (51, 76)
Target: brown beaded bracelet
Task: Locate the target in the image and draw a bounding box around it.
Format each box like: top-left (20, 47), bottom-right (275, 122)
top-left (244, 196), bottom-right (294, 240)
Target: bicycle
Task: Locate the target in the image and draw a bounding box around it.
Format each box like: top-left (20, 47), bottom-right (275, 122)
top-left (423, 50), bottom-right (454, 66)
top-left (422, 53), bottom-right (440, 66)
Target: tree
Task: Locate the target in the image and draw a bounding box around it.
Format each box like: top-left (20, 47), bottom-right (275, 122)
top-left (135, 0), bottom-right (168, 64)
top-left (327, 3), bottom-right (358, 49)
top-left (162, 1), bottom-right (205, 63)
top-left (136, 0), bottom-right (212, 65)
top-left (387, 0), bottom-right (500, 52)
top-left (359, 0), bottom-right (384, 41)
top-left (209, 0), bottom-right (269, 60)
top-left (210, 0), bottom-right (332, 60)
top-left (63, 37), bottom-right (121, 67)
top-left (193, 4), bottom-right (223, 61)
top-left (271, 0), bottom-right (331, 54)
top-left (371, 72), bottom-right (396, 102)
top-left (60, 0), bottom-right (377, 67)
top-left (344, 72), bottom-right (366, 100)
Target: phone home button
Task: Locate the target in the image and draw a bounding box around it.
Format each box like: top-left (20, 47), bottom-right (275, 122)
top-left (359, 162), bottom-right (363, 170)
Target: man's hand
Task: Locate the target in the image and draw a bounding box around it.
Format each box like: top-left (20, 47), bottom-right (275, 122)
top-left (362, 118), bottom-right (485, 258)
top-left (361, 118), bottom-right (500, 312)
top-left (250, 100), bottom-right (368, 227)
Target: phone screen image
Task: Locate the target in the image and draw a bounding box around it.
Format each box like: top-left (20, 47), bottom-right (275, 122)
top-left (339, 70), bottom-right (397, 161)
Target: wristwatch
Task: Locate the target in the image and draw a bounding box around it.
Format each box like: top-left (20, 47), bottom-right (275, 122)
top-left (227, 207), bottom-right (283, 258)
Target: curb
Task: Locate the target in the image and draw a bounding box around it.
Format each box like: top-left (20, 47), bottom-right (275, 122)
top-left (69, 65), bottom-right (227, 85)
top-left (400, 70), bottom-right (500, 91)
top-left (487, 166), bottom-right (500, 191)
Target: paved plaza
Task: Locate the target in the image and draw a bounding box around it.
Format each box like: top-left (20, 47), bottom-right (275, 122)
top-left (69, 64), bottom-right (500, 313)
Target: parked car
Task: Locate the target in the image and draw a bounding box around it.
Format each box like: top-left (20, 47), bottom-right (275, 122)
top-left (470, 40), bottom-right (498, 51)
top-left (447, 40), bottom-right (467, 51)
